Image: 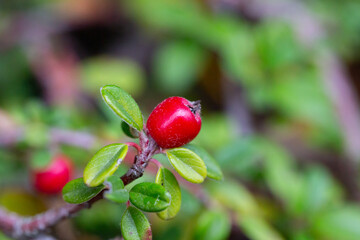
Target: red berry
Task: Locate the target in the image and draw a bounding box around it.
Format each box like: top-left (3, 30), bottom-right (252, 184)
top-left (146, 96), bottom-right (201, 149)
top-left (33, 155), bottom-right (73, 195)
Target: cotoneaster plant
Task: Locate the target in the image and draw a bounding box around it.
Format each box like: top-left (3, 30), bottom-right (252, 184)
top-left (63, 85), bottom-right (223, 239)
top-left (0, 85), bottom-right (223, 240)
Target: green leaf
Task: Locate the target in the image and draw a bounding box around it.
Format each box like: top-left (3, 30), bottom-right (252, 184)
top-left (208, 180), bottom-right (259, 216)
top-left (254, 22), bottom-right (302, 72)
top-left (166, 148), bottom-right (207, 183)
top-left (215, 137), bottom-right (263, 176)
top-left (155, 167), bottom-right (181, 220)
top-left (84, 144), bottom-right (128, 187)
top-left (240, 216), bottom-right (285, 240)
top-left (313, 206), bottom-right (360, 240)
top-left (209, 180), bottom-right (285, 240)
top-left (62, 178), bottom-right (104, 204)
top-left (104, 175), bottom-right (125, 191)
top-left (101, 85), bottom-right (143, 131)
top-left (105, 189), bottom-right (129, 204)
top-left (80, 57), bottom-right (145, 97)
top-left (30, 149), bottom-right (52, 170)
top-left (153, 40), bottom-right (206, 94)
top-left (194, 210), bottom-right (231, 240)
top-left (121, 206), bottom-right (152, 240)
top-left (121, 121), bottom-right (139, 138)
top-left (129, 182), bottom-right (171, 212)
top-left (291, 231), bottom-right (314, 240)
top-left (195, 114), bottom-right (235, 151)
top-left (262, 142), bottom-right (305, 214)
top-left (24, 123), bottom-right (49, 148)
top-left (0, 190), bottom-right (46, 216)
top-left (301, 166), bottom-right (341, 215)
top-left (186, 144), bottom-right (223, 180)
top-left (104, 176), bottom-right (129, 204)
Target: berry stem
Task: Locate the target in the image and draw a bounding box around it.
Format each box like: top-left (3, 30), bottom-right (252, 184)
top-left (189, 100), bottom-right (201, 114)
top-left (125, 142), bottom-right (141, 153)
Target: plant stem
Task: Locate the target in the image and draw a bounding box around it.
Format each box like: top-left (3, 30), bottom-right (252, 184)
top-left (125, 142), bottom-right (142, 153)
top-left (0, 131), bottom-right (159, 239)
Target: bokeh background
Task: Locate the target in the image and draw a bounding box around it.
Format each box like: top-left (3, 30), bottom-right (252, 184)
top-left (1, 0), bottom-right (360, 239)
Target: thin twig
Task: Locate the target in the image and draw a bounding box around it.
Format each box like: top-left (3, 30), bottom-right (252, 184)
top-left (49, 128), bottom-right (98, 150)
top-left (0, 131), bottom-right (159, 239)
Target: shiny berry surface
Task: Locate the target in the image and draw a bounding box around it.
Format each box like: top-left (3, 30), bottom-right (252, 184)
top-left (33, 155), bottom-right (73, 195)
top-left (146, 96), bottom-right (201, 149)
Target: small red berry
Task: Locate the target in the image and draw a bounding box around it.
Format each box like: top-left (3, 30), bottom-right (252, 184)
top-left (32, 155), bottom-right (73, 195)
top-left (146, 96), bottom-right (201, 149)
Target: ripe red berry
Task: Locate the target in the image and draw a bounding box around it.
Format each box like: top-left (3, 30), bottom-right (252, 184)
top-left (146, 96), bottom-right (201, 149)
top-left (32, 155), bottom-right (73, 194)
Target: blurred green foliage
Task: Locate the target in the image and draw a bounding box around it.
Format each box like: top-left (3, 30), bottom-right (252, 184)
top-left (153, 40), bottom-right (207, 94)
top-left (0, 47), bottom-right (32, 106)
top-left (75, 200), bottom-right (126, 238)
top-left (0, 190), bottom-right (46, 216)
top-left (80, 57), bottom-right (146, 97)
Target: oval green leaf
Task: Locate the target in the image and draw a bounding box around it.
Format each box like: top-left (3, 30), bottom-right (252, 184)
top-left (155, 167), bottom-right (181, 220)
top-left (121, 206), bottom-right (152, 240)
top-left (186, 145), bottom-right (223, 181)
top-left (105, 189), bottom-right (129, 204)
top-left (166, 148), bottom-right (207, 183)
top-left (84, 143), bottom-right (128, 187)
top-left (194, 210), bottom-right (231, 240)
top-left (129, 182), bottom-right (171, 212)
top-left (62, 178), bottom-right (104, 204)
top-left (101, 85), bottom-right (143, 131)
top-left (104, 176), bottom-right (129, 204)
